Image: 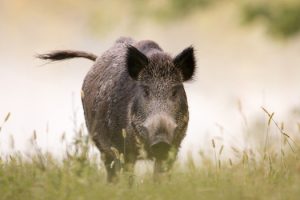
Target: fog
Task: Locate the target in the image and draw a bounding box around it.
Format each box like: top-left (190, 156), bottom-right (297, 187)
top-left (1, 2), bottom-right (300, 161)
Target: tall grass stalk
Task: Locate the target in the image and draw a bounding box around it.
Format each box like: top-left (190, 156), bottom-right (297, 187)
top-left (0, 107), bottom-right (300, 199)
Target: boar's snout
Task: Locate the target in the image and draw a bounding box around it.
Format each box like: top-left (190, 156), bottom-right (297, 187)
top-left (143, 112), bottom-right (177, 159)
top-left (150, 140), bottom-right (171, 160)
top-left (150, 131), bottom-right (172, 160)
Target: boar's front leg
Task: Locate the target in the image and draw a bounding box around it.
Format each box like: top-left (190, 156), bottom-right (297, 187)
top-left (154, 159), bottom-right (166, 182)
top-left (153, 148), bottom-right (178, 182)
top-left (153, 159), bottom-right (174, 182)
top-left (124, 154), bottom-right (136, 186)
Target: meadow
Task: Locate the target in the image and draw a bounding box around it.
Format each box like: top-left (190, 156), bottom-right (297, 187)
top-left (0, 109), bottom-right (299, 200)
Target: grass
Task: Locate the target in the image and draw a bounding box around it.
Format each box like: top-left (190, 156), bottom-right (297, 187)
top-left (0, 109), bottom-right (300, 200)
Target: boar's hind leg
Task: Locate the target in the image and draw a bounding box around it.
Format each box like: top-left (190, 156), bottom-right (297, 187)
top-left (92, 130), bottom-right (121, 182)
top-left (103, 153), bottom-right (136, 185)
top-left (103, 154), bottom-right (121, 183)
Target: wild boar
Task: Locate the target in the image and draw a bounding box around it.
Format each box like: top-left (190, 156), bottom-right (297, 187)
top-left (38, 37), bottom-right (196, 182)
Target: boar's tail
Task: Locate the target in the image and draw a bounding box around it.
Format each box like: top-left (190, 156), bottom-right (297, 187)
top-left (36, 50), bottom-right (97, 62)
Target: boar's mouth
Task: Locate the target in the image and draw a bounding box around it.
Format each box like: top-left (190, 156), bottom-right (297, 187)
top-left (150, 141), bottom-right (171, 160)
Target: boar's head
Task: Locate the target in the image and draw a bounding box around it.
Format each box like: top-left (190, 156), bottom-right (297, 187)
top-left (127, 45), bottom-right (196, 160)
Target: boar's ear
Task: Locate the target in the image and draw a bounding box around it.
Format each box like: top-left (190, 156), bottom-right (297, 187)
top-left (126, 45), bottom-right (149, 80)
top-left (173, 47), bottom-right (196, 81)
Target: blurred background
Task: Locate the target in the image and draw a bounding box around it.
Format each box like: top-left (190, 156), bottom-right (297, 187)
top-left (0, 0), bottom-right (300, 161)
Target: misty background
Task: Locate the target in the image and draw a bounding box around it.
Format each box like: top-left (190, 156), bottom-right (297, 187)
top-left (1, 0), bottom-right (300, 161)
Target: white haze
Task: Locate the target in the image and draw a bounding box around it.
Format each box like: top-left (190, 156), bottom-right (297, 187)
top-left (1, 7), bottom-right (300, 162)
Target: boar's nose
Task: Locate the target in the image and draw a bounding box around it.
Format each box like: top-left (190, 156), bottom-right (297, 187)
top-left (150, 138), bottom-right (171, 160)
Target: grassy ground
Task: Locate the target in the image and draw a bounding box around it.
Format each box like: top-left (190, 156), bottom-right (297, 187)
top-left (0, 111), bottom-right (300, 200)
top-left (0, 150), bottom-right (299, 200)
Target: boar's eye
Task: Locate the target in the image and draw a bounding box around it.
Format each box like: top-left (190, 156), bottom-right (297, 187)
top-left (170, 86), bottom-right (180, 100)
top-left (171, 89), bottom-right (177, 98)
top-left (141, 85), bottom-right (150, 98)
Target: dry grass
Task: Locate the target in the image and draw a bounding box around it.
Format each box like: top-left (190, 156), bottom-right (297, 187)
top-left (0, 109), bottom-right (300, 200)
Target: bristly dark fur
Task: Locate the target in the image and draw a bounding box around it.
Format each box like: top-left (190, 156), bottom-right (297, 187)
top-left (36, 50), bottom-right (97, 61)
